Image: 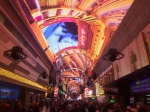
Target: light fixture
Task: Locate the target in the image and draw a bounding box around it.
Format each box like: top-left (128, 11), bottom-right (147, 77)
top-left (102, 48), bottom-right (124, 62)
top-left (4, 46), bottom-right (27, 60)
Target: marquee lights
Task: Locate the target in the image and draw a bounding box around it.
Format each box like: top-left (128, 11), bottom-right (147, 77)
top-left (0, 68), bottom-right (47, 90)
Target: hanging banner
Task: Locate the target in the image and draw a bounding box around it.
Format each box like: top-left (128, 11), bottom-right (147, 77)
top-left (77, 20), bottom-right (93, 49)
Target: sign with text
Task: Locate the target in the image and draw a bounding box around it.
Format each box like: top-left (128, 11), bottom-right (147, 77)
top-left (130, 77), bottom-right (150, 93)
top-left (0, 82), bottom-right (20, 99)
top-left (77, 20), bottom-right (93, 49)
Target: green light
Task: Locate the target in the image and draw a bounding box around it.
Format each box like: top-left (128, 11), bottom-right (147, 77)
top-left (109, 99), bottom-right (115, 103)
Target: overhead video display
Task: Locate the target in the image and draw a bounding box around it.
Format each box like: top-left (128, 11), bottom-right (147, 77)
top-left (42, 22), bottom-right (78, 54)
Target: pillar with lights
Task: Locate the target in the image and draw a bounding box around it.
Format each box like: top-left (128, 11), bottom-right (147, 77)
top-left (84, 75), bottom-right (89, 101)
top-left (54, 71), bottom-right (60, 101)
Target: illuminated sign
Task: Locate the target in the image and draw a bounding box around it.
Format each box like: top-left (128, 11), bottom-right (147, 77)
top-left (78, 21), bottom-right (88, 49)
top-left (77, 20), bottom-right (93, 49)
top-left (0, 81), bottom-right (20, 99)
top-left (80, 28), bottom-right (87, 46)
top-left (130, 77), bottom-right (150, 93)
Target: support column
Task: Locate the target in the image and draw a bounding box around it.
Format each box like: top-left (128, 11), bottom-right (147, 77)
top-left (54, 71), bottom-right (60, 101)
top-left (84, 76), bottom-right (89, 101)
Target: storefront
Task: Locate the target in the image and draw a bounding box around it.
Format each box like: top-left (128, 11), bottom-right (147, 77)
top-left (130, 76), bottom-right (150, 104)
top-left (26, 89), bottom-right (45, 103)
top-left (0, 80), bottom-right (45, 103)
top-left (115, 65), bottom-right (150, 105)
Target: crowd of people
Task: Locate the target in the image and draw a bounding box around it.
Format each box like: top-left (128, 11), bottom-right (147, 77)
top-left (0, 99), bottom-right (44, 112)
top-left (0, 99), bottom-right (150, 112)
top-left (48, 100), bottom-right (150, 112)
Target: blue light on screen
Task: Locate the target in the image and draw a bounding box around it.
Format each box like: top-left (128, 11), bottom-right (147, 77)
top-left (0, 82), bottom-right (20, 99)
top-left (42, 22), bottom-right (78, 54)
top-left (130, 77), bottom-right (150, 93)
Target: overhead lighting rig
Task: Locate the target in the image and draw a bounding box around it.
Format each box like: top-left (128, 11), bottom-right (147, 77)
top-left (39, 72), bottom-right (49, 79)
top-left (4, 46), bottom-right (27, 60)
top-left (102, 48), bottom-right (124, 62)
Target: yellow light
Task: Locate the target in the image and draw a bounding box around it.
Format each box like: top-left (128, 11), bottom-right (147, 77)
top-left (61, 9), bottom-right (71, 15)
top-left (48, 9), bottom-right (57, 17)
top-left (65, 0), bottom-right (72, 6)
top-left (95, 83), bottom-right (104, 96)
top-left (79, 0), bottom-right (95, 10)
top-left (31, 9), bottom-right (40, 16)
top-left (95, 0), bottom-right (134, 16)
top-left (0, 68), bottom-right (47, 91)
top-left (47, 0), bottom-right (57, 6)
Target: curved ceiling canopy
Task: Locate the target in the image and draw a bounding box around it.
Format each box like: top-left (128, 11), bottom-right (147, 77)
top-left (15, 0), bottom-right (134, 94)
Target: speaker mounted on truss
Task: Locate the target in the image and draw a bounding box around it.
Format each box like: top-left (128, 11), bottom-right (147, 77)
top-left (4, 46), bottom-right (27, 60)
top-left (40, 72), bottom-right (48, 79)
top-left (102, 48), bottom-right (124, 62)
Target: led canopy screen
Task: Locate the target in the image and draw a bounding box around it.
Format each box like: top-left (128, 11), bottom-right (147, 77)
top-left (42, 22), bottom-right (78, 54)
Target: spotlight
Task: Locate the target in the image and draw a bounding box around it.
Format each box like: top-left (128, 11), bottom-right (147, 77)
top-left (102, 48), bottom-right (124, 62)
top-left (4, 46), bottom-right (27, 60)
